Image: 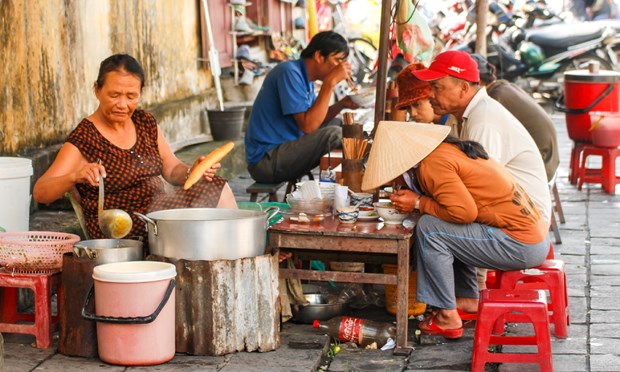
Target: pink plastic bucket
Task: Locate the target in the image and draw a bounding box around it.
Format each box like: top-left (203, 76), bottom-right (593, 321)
top-left (85, 261), bottom-right (176, 366)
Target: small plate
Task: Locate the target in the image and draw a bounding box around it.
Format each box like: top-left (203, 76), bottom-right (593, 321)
top-left (357, 214), bottom-right (379, 222)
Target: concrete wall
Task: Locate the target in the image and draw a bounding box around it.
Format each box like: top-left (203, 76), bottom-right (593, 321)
top-left (0, 0), bottom-right (218, 155)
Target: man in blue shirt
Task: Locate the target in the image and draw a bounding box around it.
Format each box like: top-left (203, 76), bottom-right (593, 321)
top-left (245, 31), bottom-right (358, 183)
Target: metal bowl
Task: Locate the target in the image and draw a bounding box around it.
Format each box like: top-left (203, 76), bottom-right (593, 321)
top-left (291, 293), bottom-right (347, 324)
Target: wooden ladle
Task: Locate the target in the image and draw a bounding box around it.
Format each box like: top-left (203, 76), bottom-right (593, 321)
top-left (98, 175), bottom-right (133, 239)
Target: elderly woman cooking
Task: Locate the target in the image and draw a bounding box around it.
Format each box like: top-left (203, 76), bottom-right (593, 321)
top-left (361, 122), bottom-right (550, 339)
top-left (33, 54), bottom-right (237, 241)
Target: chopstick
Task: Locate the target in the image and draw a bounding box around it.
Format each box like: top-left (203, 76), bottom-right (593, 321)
top-left (342, 138), bottom-right (367, 160)
top-left (346, 75), bottom-right (358, 94)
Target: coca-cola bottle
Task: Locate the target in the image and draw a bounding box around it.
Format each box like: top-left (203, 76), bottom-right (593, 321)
top-left (313, 316), bottom-right (396, 347)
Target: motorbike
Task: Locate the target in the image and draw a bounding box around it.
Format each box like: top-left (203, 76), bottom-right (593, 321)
top-left (457, 0), bottom-right (617, 98)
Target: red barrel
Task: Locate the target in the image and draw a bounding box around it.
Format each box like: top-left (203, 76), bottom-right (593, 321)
top-left (562, 70), bottom-right (620, 143)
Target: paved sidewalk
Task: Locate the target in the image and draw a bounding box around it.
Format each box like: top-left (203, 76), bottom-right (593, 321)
top-left (4, 109), bottom-right (620, 371)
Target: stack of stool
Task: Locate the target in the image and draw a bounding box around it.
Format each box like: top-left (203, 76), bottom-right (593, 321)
top-left (0, 270), bottom-right (62, 348)
top-left (498, 259), bottom-right (569, 338)
top-left (472, 289), bottom-right (553, 371)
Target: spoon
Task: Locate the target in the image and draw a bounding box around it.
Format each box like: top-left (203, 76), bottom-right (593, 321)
top-left (98, 171), bottom-right (133, 239)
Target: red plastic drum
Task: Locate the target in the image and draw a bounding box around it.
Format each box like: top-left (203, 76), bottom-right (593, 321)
top-left (563, 70), bottom-right (620, 143)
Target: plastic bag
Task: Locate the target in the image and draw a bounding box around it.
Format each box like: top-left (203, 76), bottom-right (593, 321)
top-left (395, 1), bottom-right (435, 63)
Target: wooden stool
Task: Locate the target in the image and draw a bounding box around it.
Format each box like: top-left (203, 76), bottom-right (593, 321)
top-left (0, 270), bottom-right (62, 348)
top-left (498, 259), bottom-right (569, 338)
top-left (246, 182), bottom-right (285, 202)
top-left (548, 173), bottom-right (565, 244)
top-left (569, 141), bottom-right (588, 185)
top-left (577, 144), bottom-right (620, 194)
top-left (472, 289), bottom-right (553, 372)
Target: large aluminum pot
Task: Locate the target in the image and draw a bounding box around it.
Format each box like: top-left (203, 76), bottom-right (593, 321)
top-left (134, 207), bottom-right (279, 262)
top-left (73, 239), bottom-right (143, 266)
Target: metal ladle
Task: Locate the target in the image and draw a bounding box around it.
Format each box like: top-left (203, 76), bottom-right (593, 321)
top-left (98, 175), bottom-right (133, 239)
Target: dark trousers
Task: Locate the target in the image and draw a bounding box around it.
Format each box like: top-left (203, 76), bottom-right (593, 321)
top-left (248, 121), bottom-right (342, 183)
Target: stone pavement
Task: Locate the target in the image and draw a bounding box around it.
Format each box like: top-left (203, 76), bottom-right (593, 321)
top-left (4, 109), bottom-right (620, 371)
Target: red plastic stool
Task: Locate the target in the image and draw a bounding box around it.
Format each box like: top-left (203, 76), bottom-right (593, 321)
top-left (577, 144), bottom-right (620, 194)
top-left (0, 270), bottom-right (62, 348)
top-left (569, 141), bottom-right (588, 185)
top-left (472, 289), bottom-right (553, 372)
top-left (498, 259), bottom-right (569, 338)
top-left (486, 243), bottom-right (555, 290)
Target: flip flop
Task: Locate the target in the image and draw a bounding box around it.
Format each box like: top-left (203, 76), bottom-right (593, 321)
top-left (457, 308), bottom-right (478, 321)
top-left (418, 314), bottom-right (463, 339)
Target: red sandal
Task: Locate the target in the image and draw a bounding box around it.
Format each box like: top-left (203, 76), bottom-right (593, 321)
top-left (457, 308), bottom-right (478, 321)
top-left (419, 314), bottom-right (463, 339)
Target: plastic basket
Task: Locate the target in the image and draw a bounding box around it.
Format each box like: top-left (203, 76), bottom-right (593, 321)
top-left (0, 231), bottom-right (81, 273)
top-left (383, 264), bottom-right (427, 316)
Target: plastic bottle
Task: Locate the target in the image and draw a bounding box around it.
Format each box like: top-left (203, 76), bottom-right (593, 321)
top-left (313, 316), bottom-right (396, 347)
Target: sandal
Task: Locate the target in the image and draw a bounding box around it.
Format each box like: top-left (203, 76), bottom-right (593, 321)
top-left (419, 314), bottom-right (463, 339)
top-left (457, 308), bottom-right (478, 321)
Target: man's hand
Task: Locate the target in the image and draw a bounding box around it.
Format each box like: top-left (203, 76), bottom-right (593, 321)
top-left (340, 95), bottom-right (359, 110)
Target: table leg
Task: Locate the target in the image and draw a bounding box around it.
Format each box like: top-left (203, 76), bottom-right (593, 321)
top-left (393, 239), bottom-right (413, 356)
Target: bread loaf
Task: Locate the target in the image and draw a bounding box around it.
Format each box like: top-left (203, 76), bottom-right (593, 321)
top-left (183, 141), bottom-right (235, 190)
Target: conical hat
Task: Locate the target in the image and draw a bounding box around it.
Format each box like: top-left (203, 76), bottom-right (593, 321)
top-left (362, 121), bottom-right (451, 191)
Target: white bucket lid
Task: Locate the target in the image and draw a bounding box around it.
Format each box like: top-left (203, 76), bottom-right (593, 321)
top-left (93, 261), bottom-right (176, 283)
top-left (0, 157), bottom-right (33, 179)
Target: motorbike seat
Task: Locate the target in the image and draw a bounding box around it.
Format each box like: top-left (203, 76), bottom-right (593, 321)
top-left (525, 22), bottom-right (605, 50)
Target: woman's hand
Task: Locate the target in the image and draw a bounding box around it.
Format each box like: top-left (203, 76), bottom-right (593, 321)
top-left (390, 189), bottom-right (420, 214)
top-left (189, 157), bottom-right (221, 183)
top-left (75, 162), bottom-right (107, 187)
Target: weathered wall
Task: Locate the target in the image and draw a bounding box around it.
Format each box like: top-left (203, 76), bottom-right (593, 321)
top-left (0, 0), bottom-right (215, 155)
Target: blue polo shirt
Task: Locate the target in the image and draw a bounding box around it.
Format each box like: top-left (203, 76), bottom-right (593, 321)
top-left (245, 59), bottom-right (316, 165)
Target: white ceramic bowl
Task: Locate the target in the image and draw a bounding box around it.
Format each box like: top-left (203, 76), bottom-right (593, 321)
top-left (373, 202), bottom-right (407, 225)
top-left (350, 192), bottom-right (373, 207)
top-left (336, 207), bottom-right (359, 224)
top-left (349, 87), bottom-right (375, 108)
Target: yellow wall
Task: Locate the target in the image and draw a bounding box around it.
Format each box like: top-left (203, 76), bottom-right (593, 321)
top-left (0, 0), bottom-right (214, 154)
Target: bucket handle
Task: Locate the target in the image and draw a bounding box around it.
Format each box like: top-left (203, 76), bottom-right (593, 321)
top-left (554, 84), bottom-right (615, 114)
top-left (81, 279), bottom-right (175, 324)
top-left (263, 206), bottom-right (281, 225)
top-left (133, 212), bottom-right (158, 236)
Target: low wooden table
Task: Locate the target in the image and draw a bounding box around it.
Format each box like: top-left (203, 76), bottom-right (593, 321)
top-left (269, 215), bottom-right (415, 355)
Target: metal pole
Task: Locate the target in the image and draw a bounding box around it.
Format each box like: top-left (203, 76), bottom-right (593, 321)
top-left (372, 0), bottom-right (394, 137)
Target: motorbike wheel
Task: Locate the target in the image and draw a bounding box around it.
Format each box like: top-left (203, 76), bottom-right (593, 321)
top-left (348, 37), bottom-right (378, 87)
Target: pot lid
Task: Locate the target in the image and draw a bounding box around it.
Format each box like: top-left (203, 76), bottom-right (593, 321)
top-left (564, 69), bottom-right (620, 83)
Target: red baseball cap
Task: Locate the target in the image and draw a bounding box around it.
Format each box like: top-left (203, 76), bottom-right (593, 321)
top-left (413, 51), bottom-right (480, 83)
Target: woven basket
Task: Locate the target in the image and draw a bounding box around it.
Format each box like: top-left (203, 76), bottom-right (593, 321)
top-left (0, 231), bottom-right (80, 273)
top-left (383, 264), bottom-right (426, 316)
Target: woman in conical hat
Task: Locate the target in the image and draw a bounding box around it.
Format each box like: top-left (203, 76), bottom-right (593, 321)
top-left (362, 122), bottom-right (550, 339)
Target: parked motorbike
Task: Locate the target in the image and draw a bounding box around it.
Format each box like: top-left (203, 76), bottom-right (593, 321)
top-left (457, 0), bottom-right (617, 98)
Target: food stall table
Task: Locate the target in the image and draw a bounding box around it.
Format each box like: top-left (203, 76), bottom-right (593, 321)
top-left (269, 215), bottom-right (415, 355)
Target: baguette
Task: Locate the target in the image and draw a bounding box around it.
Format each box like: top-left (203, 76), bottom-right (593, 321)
top-left (183, 141), bottom-right (235, 190)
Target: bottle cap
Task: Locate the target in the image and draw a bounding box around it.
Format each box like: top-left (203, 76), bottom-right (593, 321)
top-left (313, 320), bottom-right (320, 328)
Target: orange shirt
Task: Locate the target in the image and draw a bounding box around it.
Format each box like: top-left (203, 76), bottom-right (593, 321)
top-left (416, 143), bottom-right (548, 244)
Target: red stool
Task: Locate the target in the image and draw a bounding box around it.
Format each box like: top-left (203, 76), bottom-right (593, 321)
top-left (498, 259), bottom-right (569, 338)
top-left (485, 243), bottom-right (554, 290)
top-left (569, 141), bottom-right (588, 185)
top-left (472, 289), bottom-right (553, 372)
top-left (577, 144), bottom-right (620, 194)
top-left (0, 270), bottom-right (62, 348)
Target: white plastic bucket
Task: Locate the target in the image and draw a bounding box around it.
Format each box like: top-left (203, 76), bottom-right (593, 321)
top-left (85, 261), bottom-right (176, 366)
top-left (0, 157), bottom-right (33, 232)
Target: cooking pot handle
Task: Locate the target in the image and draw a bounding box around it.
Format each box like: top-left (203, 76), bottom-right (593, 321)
top-left (133, 212), bottom-right (158, 236)
top-left (554, 84), bottom-right (615, 114)
top-left (263, 206), bottom-right (281, 225)
top-left (81, 279), bottom-right (175, 324)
